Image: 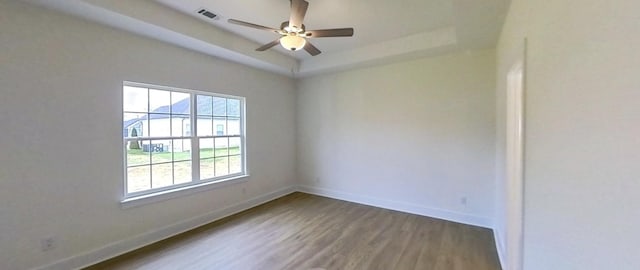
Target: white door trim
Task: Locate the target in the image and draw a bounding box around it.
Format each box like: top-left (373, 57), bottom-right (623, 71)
top-left (505, 39), bottom-right (527, 270)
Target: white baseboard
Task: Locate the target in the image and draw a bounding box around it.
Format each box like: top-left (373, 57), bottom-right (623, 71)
top-left (296, 185), bottom-right (492, 229)
top-left (493, 228), bottom-right (507, 270)
top-left (36, 186), bottom-right (296, 270)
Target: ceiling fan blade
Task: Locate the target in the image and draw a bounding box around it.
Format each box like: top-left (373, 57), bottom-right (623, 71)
top-left (305, 28), bottom-right (354, 38)
top-left (303, 41), bottom-right (321, 56)
top-left (256, 39), bottom-right (282, 51)
top-left (289, 0), bottom-right (309, 29)
top-left (228, 19), bottom-right (280, 33)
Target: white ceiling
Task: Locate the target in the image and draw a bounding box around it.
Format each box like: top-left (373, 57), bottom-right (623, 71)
top-left (27, 0), bottom-right (510, 77)
top-left (156, 0), bottom-right (455, 60)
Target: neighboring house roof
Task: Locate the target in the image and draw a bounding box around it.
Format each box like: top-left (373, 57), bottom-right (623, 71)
top-left (123, 98), bottom-right (190, 129)
top-left (152, 97), bottom-right (191, 114)
top-left (152, 96), bottom-right (232, 115)
top-left (123, 97), bottom-right (240, 129)
top-left (123, 118), bottom-right (142, 129)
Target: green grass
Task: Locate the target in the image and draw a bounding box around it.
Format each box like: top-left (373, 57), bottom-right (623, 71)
top-left (127, 147), bottom-right (240, 166)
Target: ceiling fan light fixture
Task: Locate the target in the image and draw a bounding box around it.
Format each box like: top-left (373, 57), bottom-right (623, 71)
top-left (280, 35), bottom-right (306, 51)
top-left (227, 0), bottom-right (354, 56)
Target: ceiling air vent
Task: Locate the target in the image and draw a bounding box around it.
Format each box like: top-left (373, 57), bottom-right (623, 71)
top-left (197, 8), bottom-right (218, 20)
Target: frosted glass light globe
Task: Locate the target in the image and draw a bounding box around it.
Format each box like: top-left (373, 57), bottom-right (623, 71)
top-left (280, 35), bottom-right (306, 51)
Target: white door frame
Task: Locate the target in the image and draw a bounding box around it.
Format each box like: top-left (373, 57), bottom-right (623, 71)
top-left (505, 40), bottom-right (526, 270)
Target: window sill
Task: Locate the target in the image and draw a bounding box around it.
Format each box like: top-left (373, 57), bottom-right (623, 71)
top-left (121, 175), bottom-right (249, 209)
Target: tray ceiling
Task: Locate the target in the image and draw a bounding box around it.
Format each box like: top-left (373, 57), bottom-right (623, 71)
top-left (26, 0), bottom-right (510, 77)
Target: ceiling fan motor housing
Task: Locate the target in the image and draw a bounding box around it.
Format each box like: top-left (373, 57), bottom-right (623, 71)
top-left (281, 21), bottom-right (305, 33)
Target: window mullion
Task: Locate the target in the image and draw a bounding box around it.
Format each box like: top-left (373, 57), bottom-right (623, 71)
top-left (191, 94), bottom-right (200, 182)
top-left (170, 92), bottom-right (175, 186)
top-left (240, 99), bottom-right (246, 175)
top-left (225, 110), bottom-right (230, 174)
top-left (147, 88), bottom-right (153, 189)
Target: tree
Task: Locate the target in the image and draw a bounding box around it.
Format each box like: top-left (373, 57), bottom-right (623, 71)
top-left (129, 128), bottom-right (141, 149)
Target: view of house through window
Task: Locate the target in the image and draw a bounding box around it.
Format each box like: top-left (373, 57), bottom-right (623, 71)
top-left (123, 82), bottom-right (245, 196)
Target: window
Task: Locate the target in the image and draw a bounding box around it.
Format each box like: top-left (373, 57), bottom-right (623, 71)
top-left (123, 82), bottom-right (246, 198)
top-left (216, 124), bottom-right (224, 136)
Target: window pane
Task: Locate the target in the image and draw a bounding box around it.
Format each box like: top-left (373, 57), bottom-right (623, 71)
top-left (229, 137), bottom-right (241, 155)
top-left (123, 113), bottom-right (147, 138)
top-left (197, 95), bottom-right (212, 116)
top-left (215, 157), bottom-right (229, 176)
top-left (152, 163), bottom-right (173, 188)
top-left (213, 97), bottom-right (227, 116)
top-left (199, 138), bottom-right (214, 159)
top-left (173, 139), bottom-right (191, 161)
top-left (149, 114), bottom-right (171, 137)
top-left (229, 155), bottom-right (242, 174)
top-left (213, 117), bottom-right (226, 136)
top-left (127, 166), bottom-right (150, 193)
top-left (200, 158), bottom-right (215, 180)
top-left (171, 116), bottom-right (190, 137)
top-left (150, 140), bottom-right (172, 163)
top-left (197, 117), bottom-right (213, 136)
top-left (171, 92), bottom-right (190, 114)
top-left (149, 89), bottom-right (171, 113)
top-left (227, 99), bottom-right (240, 117)
top-left (127, 140), bottom-right (150, 166)
top-left (215, 124), bottom-right (224, 136)
top-left (215, 137), bottom-right (229, 157)
top-left (123, 86), bottom-right (148, 113)
top-left (227, 117), bottom-right (240, 136)
top-left (174, 161), bottom-right (192, 184)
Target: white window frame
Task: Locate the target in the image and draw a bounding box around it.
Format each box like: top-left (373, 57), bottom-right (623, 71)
top-left (122, 81), bottom-right (248, 204)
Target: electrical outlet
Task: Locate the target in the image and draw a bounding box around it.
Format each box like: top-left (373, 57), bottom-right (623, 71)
top-left (41, 237), bottom-right (56, 252)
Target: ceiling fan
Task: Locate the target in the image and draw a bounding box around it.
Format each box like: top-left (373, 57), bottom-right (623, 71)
top-left (227, 0), bottom-right (354, 56)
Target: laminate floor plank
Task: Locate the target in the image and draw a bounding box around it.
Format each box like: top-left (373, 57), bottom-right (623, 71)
top-left (85, 193), bottom-right (501, 270)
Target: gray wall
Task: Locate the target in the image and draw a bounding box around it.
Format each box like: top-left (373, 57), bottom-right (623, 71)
top-left (0, 2), bottom-right (296, 269)
top-left (496, 0), bottom-right (640, 269)
top-left (297, 49), bottom-right (497, 227)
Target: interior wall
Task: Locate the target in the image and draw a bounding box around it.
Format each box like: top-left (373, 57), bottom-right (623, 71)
top-left (297, 49), bottom-right (497, 227)
top-left (496, 0), bottom-right (640, 269)
top-left (0, 2), bottom-right (296, 269)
